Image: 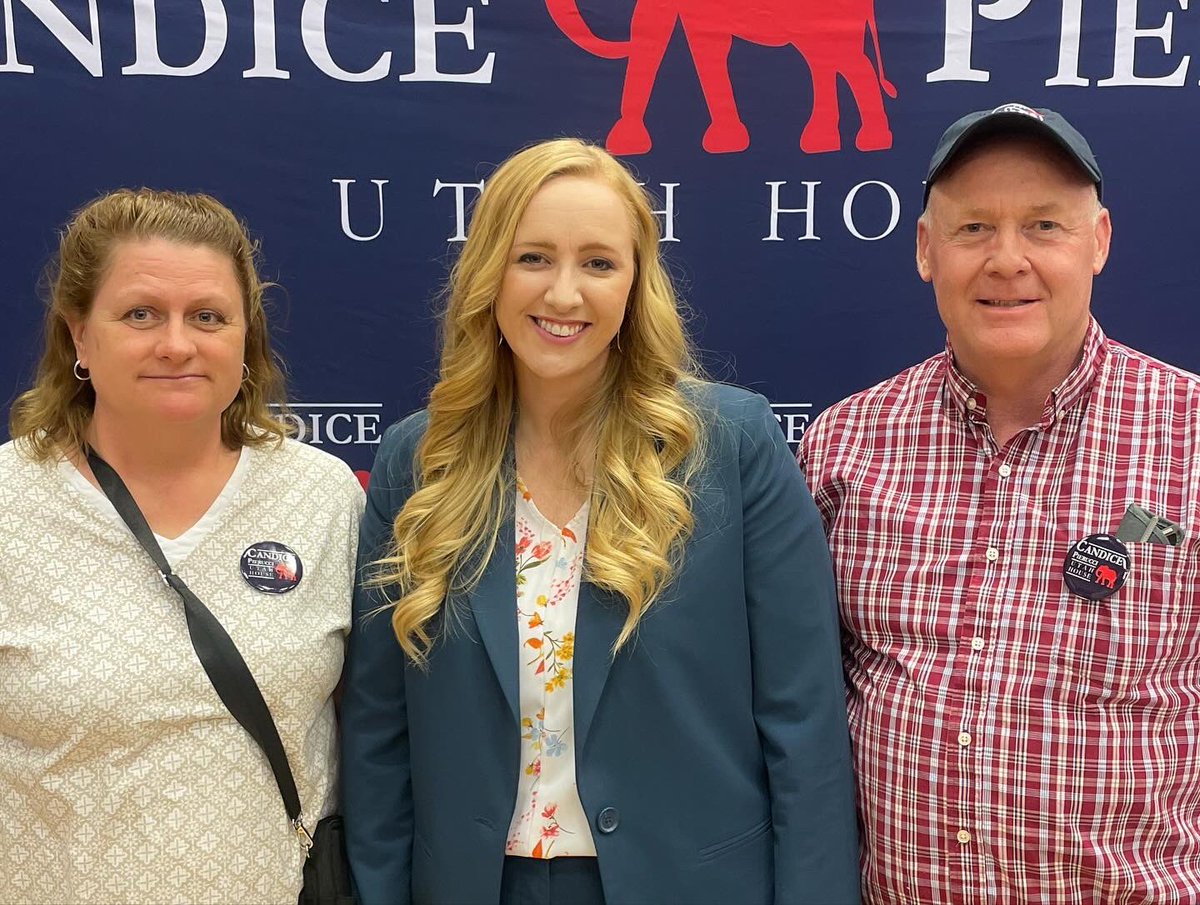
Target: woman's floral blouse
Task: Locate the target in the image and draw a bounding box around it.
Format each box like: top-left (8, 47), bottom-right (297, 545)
top-left (504, 477), bottom-right (597, 858)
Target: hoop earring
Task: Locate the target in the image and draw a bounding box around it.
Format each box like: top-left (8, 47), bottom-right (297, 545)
top-left (73, 360), bottom-right (90, 381)
top-left (242, 363), bottom-right (251, 381)
top-left (498, 334), bottom-right (506, 349)
top-left (615, 332), bottom-right (623, 354)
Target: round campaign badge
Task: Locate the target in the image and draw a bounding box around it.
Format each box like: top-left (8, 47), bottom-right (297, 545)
top-left (1062, 533), bottom-right (1129, 601)
top-left (240, 541), bottom-right (303, 594)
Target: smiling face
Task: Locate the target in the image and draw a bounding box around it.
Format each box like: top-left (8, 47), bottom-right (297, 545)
top-left (495, 174), bottom-right (636, 404)
top-left (917, 135), bottom-right (1111, 391)
top-left (69, 238), bottom-right (247, 438)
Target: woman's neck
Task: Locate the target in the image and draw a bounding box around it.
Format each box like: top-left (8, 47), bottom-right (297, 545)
top-left (513, 384), bottom-right (598, 527)
top-left (82, 411), bottom-right (235, 483)
top-left (514, 378), bottom-right (585, 446)
top-left (78, 413), bottom-right (242, 538)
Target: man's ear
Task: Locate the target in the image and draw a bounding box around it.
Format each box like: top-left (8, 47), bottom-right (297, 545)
top-left (1092, 207), bottom-right (1112, 275)
top-left (916, 216), bottom-right (933, 284)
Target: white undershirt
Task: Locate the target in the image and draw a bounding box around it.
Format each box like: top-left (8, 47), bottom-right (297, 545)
top-left (58, 447), bottom-right (250, 567)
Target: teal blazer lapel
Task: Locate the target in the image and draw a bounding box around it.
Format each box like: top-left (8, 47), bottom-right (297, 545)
top-left (470, 529), bottom-right (520, 726)
top-left (572, 582), bottom-right (626, 756)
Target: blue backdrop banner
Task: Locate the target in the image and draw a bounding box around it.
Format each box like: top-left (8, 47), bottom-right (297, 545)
top-left (4, 1), bottom-right (1198, 480)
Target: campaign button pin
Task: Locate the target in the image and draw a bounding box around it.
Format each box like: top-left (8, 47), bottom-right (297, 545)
top-left (240, 542), bottom-right (303, 594)
top-left (1062, 533), bottom-right (1129, 601)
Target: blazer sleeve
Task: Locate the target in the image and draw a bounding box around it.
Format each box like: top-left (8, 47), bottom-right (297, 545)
top-left (341, 418), bottom-right (422, 905)
top-left (735, 394), bottom-right (861, 904)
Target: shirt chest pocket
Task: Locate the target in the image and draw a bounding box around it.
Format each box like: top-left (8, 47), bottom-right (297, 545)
top-left (1054, 543), bottom-right (1195, 705)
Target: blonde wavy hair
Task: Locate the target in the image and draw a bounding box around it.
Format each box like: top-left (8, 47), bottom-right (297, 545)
top-left (10, 188), bottom-right (290, 459)
top-left (376, 138), bottom-right (705, 663)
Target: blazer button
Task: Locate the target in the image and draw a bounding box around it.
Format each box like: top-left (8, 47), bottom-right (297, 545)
top-left (596, 807), bottom-right (620, 834)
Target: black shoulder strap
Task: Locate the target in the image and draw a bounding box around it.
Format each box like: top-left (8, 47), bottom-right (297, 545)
top-left (87, 450), bottom-right (312, 850)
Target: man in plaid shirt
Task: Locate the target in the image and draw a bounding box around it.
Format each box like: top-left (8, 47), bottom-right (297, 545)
top-left (799, 104), bottom-right (1200, 903)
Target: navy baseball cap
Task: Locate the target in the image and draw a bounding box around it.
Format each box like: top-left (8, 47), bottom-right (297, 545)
top-left (923, 103), bottom-right (1102, 207)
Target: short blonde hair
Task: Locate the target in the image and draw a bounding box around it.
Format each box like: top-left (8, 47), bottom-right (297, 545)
top-left (10, 188), bottom-right (290, 458)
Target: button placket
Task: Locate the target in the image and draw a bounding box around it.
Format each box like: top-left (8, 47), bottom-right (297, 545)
top-left (951, 444), bottom-right (1003, 900)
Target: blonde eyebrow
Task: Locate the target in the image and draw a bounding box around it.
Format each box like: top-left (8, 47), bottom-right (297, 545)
top-left (578, 242), bottom-right (625, 256)
top-left (512, 240), bottom-right (626, 256)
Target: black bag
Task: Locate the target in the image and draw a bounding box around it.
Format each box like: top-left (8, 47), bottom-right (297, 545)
top-left (301, 815), bottom-right (356, 905)
top-left (88, 451), bottom-right (357, 905)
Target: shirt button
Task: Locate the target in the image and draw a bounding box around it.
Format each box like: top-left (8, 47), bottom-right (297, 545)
top-left (957, 829), bottom-right (972, 844)
top-left (958, 732), bottom-right (972, 747)
top-left (966, 398), bottom-right (978, 411)
top-left (596, 807), bottom-right (620, 834)
top-left (998, 463), bottom-right (1012, 478)
top-left (971, 637), bottom-right (986, 652)
top-left (985, 546), bottom-right (1000, 562)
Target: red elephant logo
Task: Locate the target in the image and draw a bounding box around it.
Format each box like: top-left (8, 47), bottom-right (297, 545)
top-left (545, 0), bottom-right (897, 155)
top-left (275, 561), bottom-right (297, 582)
top-left (1095, 565), bottom-right (1118, 589)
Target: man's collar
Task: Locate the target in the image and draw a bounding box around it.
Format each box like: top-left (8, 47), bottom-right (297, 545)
top-left (941, 317), bottom-right (1108, 428)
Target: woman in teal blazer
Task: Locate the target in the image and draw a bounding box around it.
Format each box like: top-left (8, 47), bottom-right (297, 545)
top-left (341, 139), bottom-right (859, 905)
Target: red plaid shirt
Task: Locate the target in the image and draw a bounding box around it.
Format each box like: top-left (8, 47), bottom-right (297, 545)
top-left (799, 319), bottom-right (1200, 904)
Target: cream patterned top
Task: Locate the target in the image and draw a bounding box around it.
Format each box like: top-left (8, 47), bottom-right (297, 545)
top-left (0, 439), bottom-right (364, 904)
top-left (504, 478), bottom-right (597, 858)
